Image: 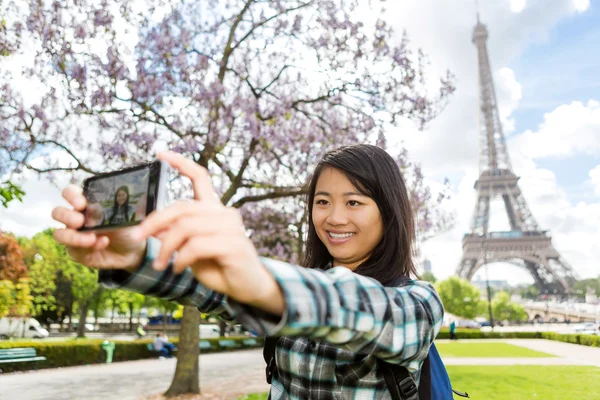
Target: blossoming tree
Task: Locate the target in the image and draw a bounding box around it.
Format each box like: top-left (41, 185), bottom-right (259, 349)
top-left (1, 0), bottom-right (455, 395)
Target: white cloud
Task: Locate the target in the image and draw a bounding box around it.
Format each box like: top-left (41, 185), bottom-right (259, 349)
top-left (0, 171), bottom-right (70, 237)
top-left (572, 0), bottom-right (590, 12)
top-left (496, 67), bottom-right (523, 133)
top-left (510, 0), bottom-right (527, 13)
top-left (588, 165), bottom-right (600, 196)
top-left (511, 100), bottom-right (600, 159)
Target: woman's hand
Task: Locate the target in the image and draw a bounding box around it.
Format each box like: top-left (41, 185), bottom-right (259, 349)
top-left (131, 151), bottom-right (285, 316)
top-left (51, 187), bottom-right (147, 272)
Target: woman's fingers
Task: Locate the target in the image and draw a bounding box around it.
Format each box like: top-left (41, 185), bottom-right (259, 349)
top-left (152, 215), bottom-right (245, 270)
top-left (157, 152), bottom-right (220, 204)
top-left (132, 200), bottom-right (201, 241)
top-left (92, 235), bottom-right (110, 251)
top-left (62, 185), bottom-right (87, 211)
top-left (53, 228), bottom-right (97, 249)
top-left (134, 200), bottom-right (239, 241)
top-left (172, 235), bottom-right (230, 274)
top-left (52, 206), bottom-right (86, 229)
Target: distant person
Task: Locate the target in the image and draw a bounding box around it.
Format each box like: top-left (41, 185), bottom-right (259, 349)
top-left (449, 320), bottom-right (457, 340)
top-left (136, 324), bottom-right (146, 339)
top-left (153, 332), bottom-right (176, 358)
top-left (105, 185), bottom-right (136, 225)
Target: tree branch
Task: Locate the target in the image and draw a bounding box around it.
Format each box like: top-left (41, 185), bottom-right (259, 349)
top-left (231, 1), bottom-right (315, 52)
top-left (24, 139), bottom-right (99, 174)
top-left (231, 186), bottom-right (308, 208)
top-left (221, 138), bottom-right (259, 205)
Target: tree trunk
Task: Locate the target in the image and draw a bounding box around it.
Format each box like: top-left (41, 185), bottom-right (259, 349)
top-left (111, 299), bottom-right (116, 324)
top-left (66, 300), bottom-right (74, 332)
top-left (164, 306), bottom-right (200, 397)
top-left (128, 302), bottom-right (134, 331)
top-left (218, 319), bottom-right (227, 337)
top-left (77, 301), bottom-right (89, 338)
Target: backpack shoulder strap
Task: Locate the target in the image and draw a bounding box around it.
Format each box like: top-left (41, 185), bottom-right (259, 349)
top-left (379, 360), bottom-right (422, 400)
top-left (263, 336), bottom-right (279, 384)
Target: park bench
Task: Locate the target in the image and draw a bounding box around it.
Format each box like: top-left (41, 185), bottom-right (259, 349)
top-left (199, 340), bottom-right (213, 350)
top-left (242, 338), bottom-right (259, 347)
top-left (218, 339), bottom-right (240, 349)
top-left (0, 348), bottom-right (46, 369)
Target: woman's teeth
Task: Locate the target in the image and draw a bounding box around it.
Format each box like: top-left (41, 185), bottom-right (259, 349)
top-left (328, 232), bottom-right (355, 239)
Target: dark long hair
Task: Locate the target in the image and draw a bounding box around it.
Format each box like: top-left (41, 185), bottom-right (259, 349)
top-left (303, 144), bottom-right (418, 286)
top-left (109, 185), bottom-right (131, 224)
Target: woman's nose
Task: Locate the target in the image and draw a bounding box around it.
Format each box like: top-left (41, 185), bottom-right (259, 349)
top-left (325, 205), bottom-right (348, 225)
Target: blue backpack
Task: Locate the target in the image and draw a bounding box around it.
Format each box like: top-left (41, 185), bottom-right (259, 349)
top-left (380, 342), bottom-right (469, 400)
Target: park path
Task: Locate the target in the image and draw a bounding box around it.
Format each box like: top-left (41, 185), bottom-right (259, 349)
top-left (0, 349), bottom-right (269, 400)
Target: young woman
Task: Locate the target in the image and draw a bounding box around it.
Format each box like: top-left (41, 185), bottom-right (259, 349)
top-left (51, 144), bottom-right (443, 398)
top-left (104, 185), bottom-right (136, 225)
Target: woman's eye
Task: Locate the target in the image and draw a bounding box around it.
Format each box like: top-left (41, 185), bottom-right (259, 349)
top-left (347, 200), bottom-right (360, 207)
top-left (315, 199), bottom-right (328, 205)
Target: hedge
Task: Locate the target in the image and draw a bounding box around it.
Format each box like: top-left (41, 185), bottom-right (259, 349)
top-left (436, 328), bottom-right (600, 347)
top-left (436, 329), bottom-right (543, 339)
top-left (0, 335), bottom-right (264, 373)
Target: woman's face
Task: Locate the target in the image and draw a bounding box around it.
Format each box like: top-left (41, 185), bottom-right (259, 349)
top-left (116, 189), bottom-right (128, 206)
top-left (312, 167), bottom-right (384, 270)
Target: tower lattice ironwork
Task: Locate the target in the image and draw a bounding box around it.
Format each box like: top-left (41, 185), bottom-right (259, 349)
top-left (456, 15), bottom-right (577, 294)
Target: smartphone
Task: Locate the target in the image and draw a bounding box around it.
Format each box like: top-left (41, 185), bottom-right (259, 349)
top-left (79, 160), bottom-right (171, 231)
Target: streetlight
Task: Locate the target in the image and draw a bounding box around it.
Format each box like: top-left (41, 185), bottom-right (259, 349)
top-left (482, 241), bottom-right (495, 328)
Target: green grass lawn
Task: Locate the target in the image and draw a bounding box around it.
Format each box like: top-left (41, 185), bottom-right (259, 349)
top-left (448, 365), bottom-right (600, 400)
top-left (436, 342), bottom-right (555, 358)
top-left (239, 366), bottom-right (600, 400)
top-left (237, 395), bottom-right (268, 400)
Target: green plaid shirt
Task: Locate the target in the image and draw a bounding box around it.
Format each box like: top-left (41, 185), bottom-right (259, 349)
top-left (100, 238), bottom-right (444, 399)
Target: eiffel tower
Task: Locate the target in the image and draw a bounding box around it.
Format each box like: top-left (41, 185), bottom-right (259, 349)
top-left (456, 13), bottom-right (578, 294)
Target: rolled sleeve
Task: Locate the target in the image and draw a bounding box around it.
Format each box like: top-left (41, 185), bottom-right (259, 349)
top-left (98, 237), bottom-right (232, 317)
top-left (228, 257), bottom-right (444, 365)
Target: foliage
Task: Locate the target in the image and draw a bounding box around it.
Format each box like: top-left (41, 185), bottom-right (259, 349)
top-left (0, 277), bottom-right (32, 318)
top-left (0, 180), bottom-right (25, 208)
top-left (436, 276), bottom-right (484, 320)
top-left (0, 230), bottom-right (28, 282)
top-left (491, 291), bottom-right (528, 322)
top-left (434, 329), bottom-right (600, 348)
top-left (572, 277), bottom-right (600, 298)
top-left (518, 284), bottom-right (540, 300)
top-left (0, 280), bottom-right (15, 317)
top-left (435, 329), bottom-right (543, 340)
top-left (421, 271), bottom-right (437, 283)
top-left (20, 229), bottom-right (99, 327)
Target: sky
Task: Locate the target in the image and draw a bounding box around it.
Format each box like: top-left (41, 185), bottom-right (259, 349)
top-left (1, 0), bottom-right (599, 286)
top-left (381, 0), bottom-right (600, 285)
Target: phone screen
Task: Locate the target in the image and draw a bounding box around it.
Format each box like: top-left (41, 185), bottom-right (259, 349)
top-left (81, 162), bottom-right (161, 230)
